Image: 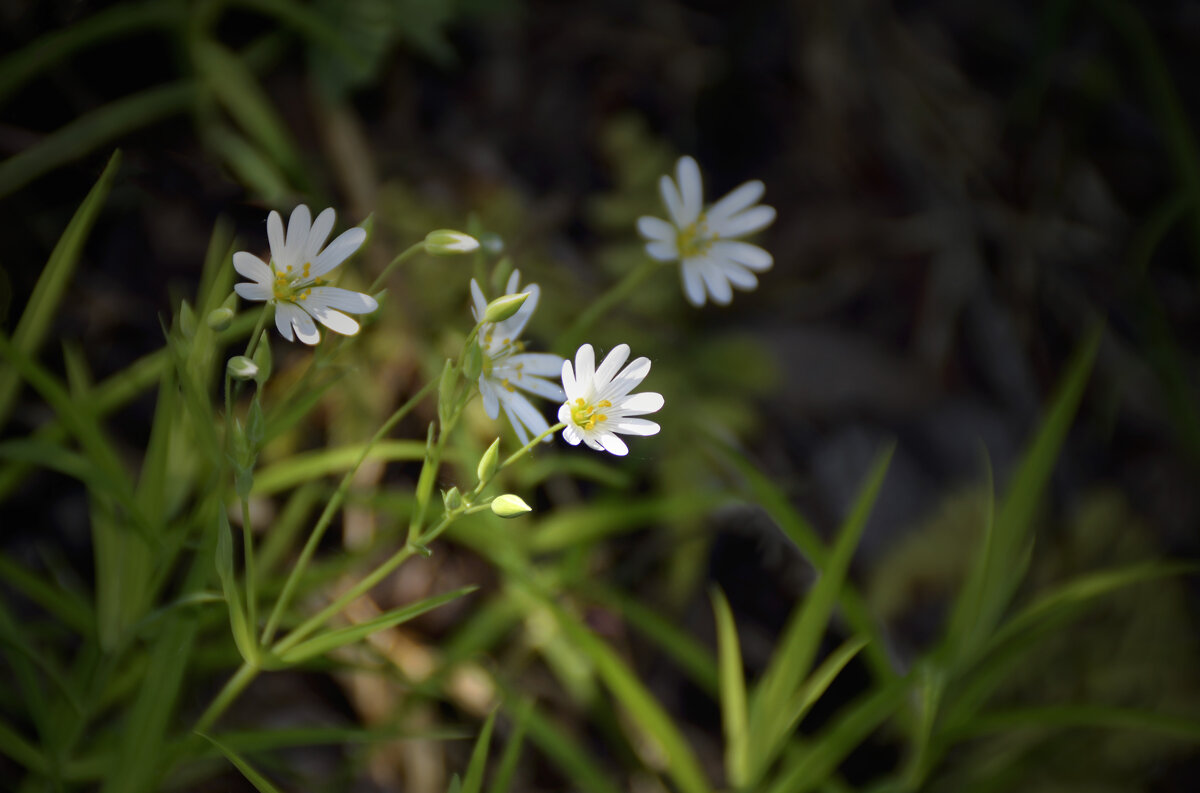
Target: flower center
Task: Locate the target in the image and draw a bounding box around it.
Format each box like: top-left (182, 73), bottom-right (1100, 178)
top-left (677, 214), bottom-right (717, 259)
top-left (271, 261), bottom-right (324, 302)
top-left (569, 397), bottom-right (611, 431)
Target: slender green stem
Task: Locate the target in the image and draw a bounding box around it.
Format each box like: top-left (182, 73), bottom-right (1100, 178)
top-left (242, 304), bottom-right (271, 359)
top-left (368, 241), bottom-right (425, 294)
top-left (557, 260), bottom-right (658, 354)
top-left (260, 377), bottom-right (439, 644)
top-left (193, 661), bottom-right (258, 734)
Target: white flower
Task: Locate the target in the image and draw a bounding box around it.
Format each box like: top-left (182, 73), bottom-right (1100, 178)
top-left (558, 344), bottom-right (664, 456)
top-left (234, 205), bottom-right (377, 345)
top-left (470, 271), bottom-right (565, 445)
top-left (637, 155), bottom-right (776, 307)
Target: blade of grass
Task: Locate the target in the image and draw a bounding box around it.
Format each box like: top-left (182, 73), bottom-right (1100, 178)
top-left (946, 705), bottom-right (1200, 742)
top-left (251, 440), bottom-right (426, 496)
top-left (0, 552), bottom-right (93, 635)
top-left (0, 150), bottom-right (120, 424)
top-left (0, 716), bottom-right (47, 774)
top-left (746, 445), bottom-right (892, 787)
top-left (488, 702), bottom-right (531, 793)
top-left (710, 588), bottom-right (749, 789)
top-left (276, 585), bottom-right (477, 665)
top-left (216, 512), bottom-right (257, 665)
top-left (196, 733), bottom-right (283, 793)
top-left (462, 709), bottom-right (497, 793)
top-left (529, 492), bottom-right (731, 552)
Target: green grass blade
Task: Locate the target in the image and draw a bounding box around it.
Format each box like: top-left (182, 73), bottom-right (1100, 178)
top-left (946, 705), bottom-right (1200, 742)
top-left (488, 702), bottom-right (530, 793)
top-left (251, 440), bottom-right (426, 496)
top-left (0, 150), bottom-right (120, 424)
top-left (462, 708), bottom-right (497, 793)
top-left (943, 329), bottom-right (1100, 667)
top-left (582, 583), bottom-right (718, 697)
top-left (231, 0), bottom-right (369, 69)
top-left (0, 716), bottom-right (47, 774)
top-left (0, 2), bottom-right (176, 105)
top-left (712, 439), bottom-right (894, 684)
top-left (197, 733), bottom-right (283, 793)
top-left (746, 445), bottom-right (892, 786)
top-left (710, 587), bottom-right (749, 788)
top-left (276, 586), bottom-right (477, 665)
top-left (529, 492), bottom-right (731, 552)
top-left (782, 636), bottom-right (869, 739)
top-left (216, 512), bottom-right (257, 665)
top-left (546, 599), bottom-right (712, 793)
top-left (764, 680), bottom-right (908, 793)
top-left (0, 553), bottom-right (93, 635)
top-left (0, 85), bottom-right (193, 199)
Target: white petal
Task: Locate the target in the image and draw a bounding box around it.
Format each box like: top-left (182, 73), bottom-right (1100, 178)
top-left (710, 240), bottom-right (773, 272)
top-left (274, 301), bottom-right (302, 342)
top-left (235, 282), bottom-right (271, 302)
top-left (304, 286), bottom-right (378, 315)
top-left (617, 392), bottom-right (664, 415)
top-left (594, 344), bottom-right (631, 390)
top-left (562, 423), bottom-right (583, 446)
top-left (311, 226), bottom-right (366, 278)
top-left (510, 374), bottom-right (565, 401)
top-left (711, 205), bottom-right (776, 238)
top-left (597, 433), bottom-right (629, 456)
top-left (290, 305), bottom-right (321, 345)
top-left (573, 344), bottom-right (595, 389)
top-left (659, 173), bottom-right (686, 228)
top-left (285, 204), bottom-right (312, 265)
top-left (304, 302), bottom-right (360, 336)
top-left (558, 401), bottom-right (573, 424)
top-left (501, 391), bottom-right (550, 443)
top-left (637, 216), bottom-right (676, 242)
top-left (699, 258), bottom-right (733, 305)
top-left (479, 377), bottom-right (500, 419)
top-left (507, 352), bottom-right (564, 376)
top-left (676, 156), bottom-right (703, 227)
top-left (720, 261), bottom-right (759, 290)
top-left (233, 251), bottom-right (272, 284)
top-left (605, 356), bottom-right (650, 400)
top-left (646, 241), bottom-right (678, 262)
top-left (506, 269), bottom-right (521, 294)
top-left (303, 208), bottom-right (336, 263)
top-left (501, 403), bottom-right (531, 446)
top-left (706, 180), bottom-right (765, 226)
top-left (267, 210), bottom-right (286, 266)
top-left (583, 435), bottom-right (605, 452)
top-left (681, 261), bottom-right (707, 307)
top-left (470, 279), bottom-right (487, 322)
top-left (613, 418), bottom-right (660, 436)
top-left (561, 360), bottom-right (577, 398)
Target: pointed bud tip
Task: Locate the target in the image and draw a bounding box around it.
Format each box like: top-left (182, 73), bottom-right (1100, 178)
top-left (425, 229), bottom-right (480, 255)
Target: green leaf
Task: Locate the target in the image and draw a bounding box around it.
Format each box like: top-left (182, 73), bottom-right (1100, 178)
top-left (711, 588), bottom-right (749, 788)
top-left (197, 732), bottom-right (284, 793)
top-left (781, 636), bottom-right (869, 740)
top-left (462, 708), bottom-right (497, 793)
top-left (488, 701), bottom-right (530, 793)
top-left (276, 586), bottom-right (477, 665)
top-left (0, 715), bottom-right (47, 773)
top-left (216, 512), bottom-right (257, 665)
top-left (0, 150), bottom-right (120, 424)
top-left (529, 492), bottom-right (730, 552)
top-left (0, 552), bottom-right (93, 635)
top-left (546, 599), bottom-right (712, 793)
top-left (946, 704), bottom-right (1200, 743)
top-left (746, 445), bottom-right (892, 787)
top-left (251, 440), bottom-right (426, 496)
top-left (943, 329), bottom-right (1100, 668)
top-left (0, 85), bottom-right (192, 199)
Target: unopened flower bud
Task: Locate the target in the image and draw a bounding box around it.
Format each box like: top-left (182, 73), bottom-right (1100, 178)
top-left (490, 494), bottom-right (531, 518)
top-left (483, 292), bottom-right (529, 323)
top-left (179, 301), bottom-right (196, 339)
top-left (252, 331), bottom-right (272, 383)
top-left (424, 229), bottom-right (480, 255)
top-left (206, 307), bottom-right (234, 331)
top-left (442, 486), bottom-right (463, 511)
top-left (477, 438), bottom-right (500, 484)
top-left (227, 355), bottom-right (259, 381)
top-left (463, 338), bottom-right (484, 380)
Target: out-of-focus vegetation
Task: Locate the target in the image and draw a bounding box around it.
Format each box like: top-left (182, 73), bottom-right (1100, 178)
top-left (2, 1), bottom-right (1199, 792)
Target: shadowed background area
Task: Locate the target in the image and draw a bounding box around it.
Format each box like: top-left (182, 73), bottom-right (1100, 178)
top-left (2, 0), bottom-right (1199, 791)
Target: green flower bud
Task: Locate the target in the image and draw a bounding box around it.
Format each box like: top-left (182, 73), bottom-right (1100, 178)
top-left (483, 292), bottom-right (529, 323)
top-left (178, 301), bottom-right (196, 340)
top-left (227, 355), bottom-right (259, 381)
top-left (477, 438), bottom-right (500, 485)
top-left (424, 229), bottom-right (480, 255)
top-left (442, 486), bottom-right (463, 511)
top-left (490, 494), bottom-right (531, 518)
top-left (206, 306), bottom-right (234, 331)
